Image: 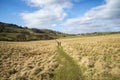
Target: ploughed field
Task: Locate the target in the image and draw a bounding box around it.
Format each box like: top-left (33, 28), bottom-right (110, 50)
top-left (0, 34), bottom-right (120, 80)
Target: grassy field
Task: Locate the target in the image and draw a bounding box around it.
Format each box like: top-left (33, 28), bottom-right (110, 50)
top-left (0, 34), bottom-right (120, 80)
top-left (0, 40), bottom-right (58, 80)
top-left (59, 34), bottom-right (120, 80)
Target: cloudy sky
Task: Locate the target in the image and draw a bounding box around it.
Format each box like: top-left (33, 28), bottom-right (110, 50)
top-left (0, 0), bottom-right (120, 33)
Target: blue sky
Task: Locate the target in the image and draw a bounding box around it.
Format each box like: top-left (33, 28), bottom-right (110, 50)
top-left (0, 0), bottom-right (37, 26)
top-left (0, 0), bottom-right (120, 33)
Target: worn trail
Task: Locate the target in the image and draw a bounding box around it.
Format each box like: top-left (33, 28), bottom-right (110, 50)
top-left (53, 41), bottom-right (84, 80)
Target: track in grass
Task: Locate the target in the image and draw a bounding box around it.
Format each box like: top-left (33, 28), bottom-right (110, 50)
top-left (52, 41), bottom-right (84, 80)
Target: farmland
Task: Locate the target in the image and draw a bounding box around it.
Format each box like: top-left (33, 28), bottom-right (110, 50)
top-left (0, 40), bottom-right (58, 80)
top-left (59, 34), bottom-right (120, 80)
top-left (0, 34), bottom-right (120, 80)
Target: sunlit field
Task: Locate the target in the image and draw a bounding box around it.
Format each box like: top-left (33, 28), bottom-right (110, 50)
top-left (0, 40), bottom-right (58, 80)
top-left (0, 34), bottom-right (120, 80)
top-left (59, 34), bottom-right (120, 80)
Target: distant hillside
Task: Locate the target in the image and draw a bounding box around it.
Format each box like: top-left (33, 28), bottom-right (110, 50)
top-left (0, 22), bottom-right (120, 41)
top-left (78, 31), bottom-right (120, 37)
top-left (0, 22), bottom-right (67, 41)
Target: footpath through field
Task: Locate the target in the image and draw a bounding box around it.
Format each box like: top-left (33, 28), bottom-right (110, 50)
top-left (52, 41), bottom-right (85, 80)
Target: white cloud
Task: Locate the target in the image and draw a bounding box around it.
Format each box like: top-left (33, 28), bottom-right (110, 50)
top-left (21, 0), bottom-right (120, 33)
top-left (21, 0), bottom-right (72, 28)
top-left (63, 0), bottom-right (120, 33)
top-left (25, 0), bottom-right (72, 8)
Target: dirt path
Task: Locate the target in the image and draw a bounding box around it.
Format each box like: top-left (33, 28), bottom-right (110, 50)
top-left (53, 41), bottom-right (84, 80)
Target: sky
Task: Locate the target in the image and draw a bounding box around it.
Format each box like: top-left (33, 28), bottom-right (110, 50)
top-left (0, 0), bottom-right (120, 33)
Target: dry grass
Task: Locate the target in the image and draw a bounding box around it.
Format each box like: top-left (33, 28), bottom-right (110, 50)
top-left (59, 34), bottom-right (120, 80)
top-left (0, 40), bottom-right (58, 80)
top-left (0, 34), bottom-right (120, 80)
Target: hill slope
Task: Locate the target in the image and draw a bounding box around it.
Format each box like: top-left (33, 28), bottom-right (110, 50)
top-left (0, 22), bottom-right (67, 41)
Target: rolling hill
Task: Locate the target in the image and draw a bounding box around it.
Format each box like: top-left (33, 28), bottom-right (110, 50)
top-left (0, 22), bottom-right (120, 41)
top-left (0, 22), bottom-right (67, 41)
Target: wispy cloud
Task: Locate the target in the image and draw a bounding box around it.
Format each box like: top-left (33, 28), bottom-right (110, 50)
top-left (21, 0), bottom-right (120, 33)
top-left (62, 0), bottom-right (120, 33)
top-left (21, 0), bottom-right (72, 28)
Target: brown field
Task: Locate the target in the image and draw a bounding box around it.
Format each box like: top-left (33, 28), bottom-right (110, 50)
top-left (59, 34), bottom-right (120, 80)
top-left (0, 40), bottom-right (58, 80)
top-left (0, 34), bottom-right (120, 80)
